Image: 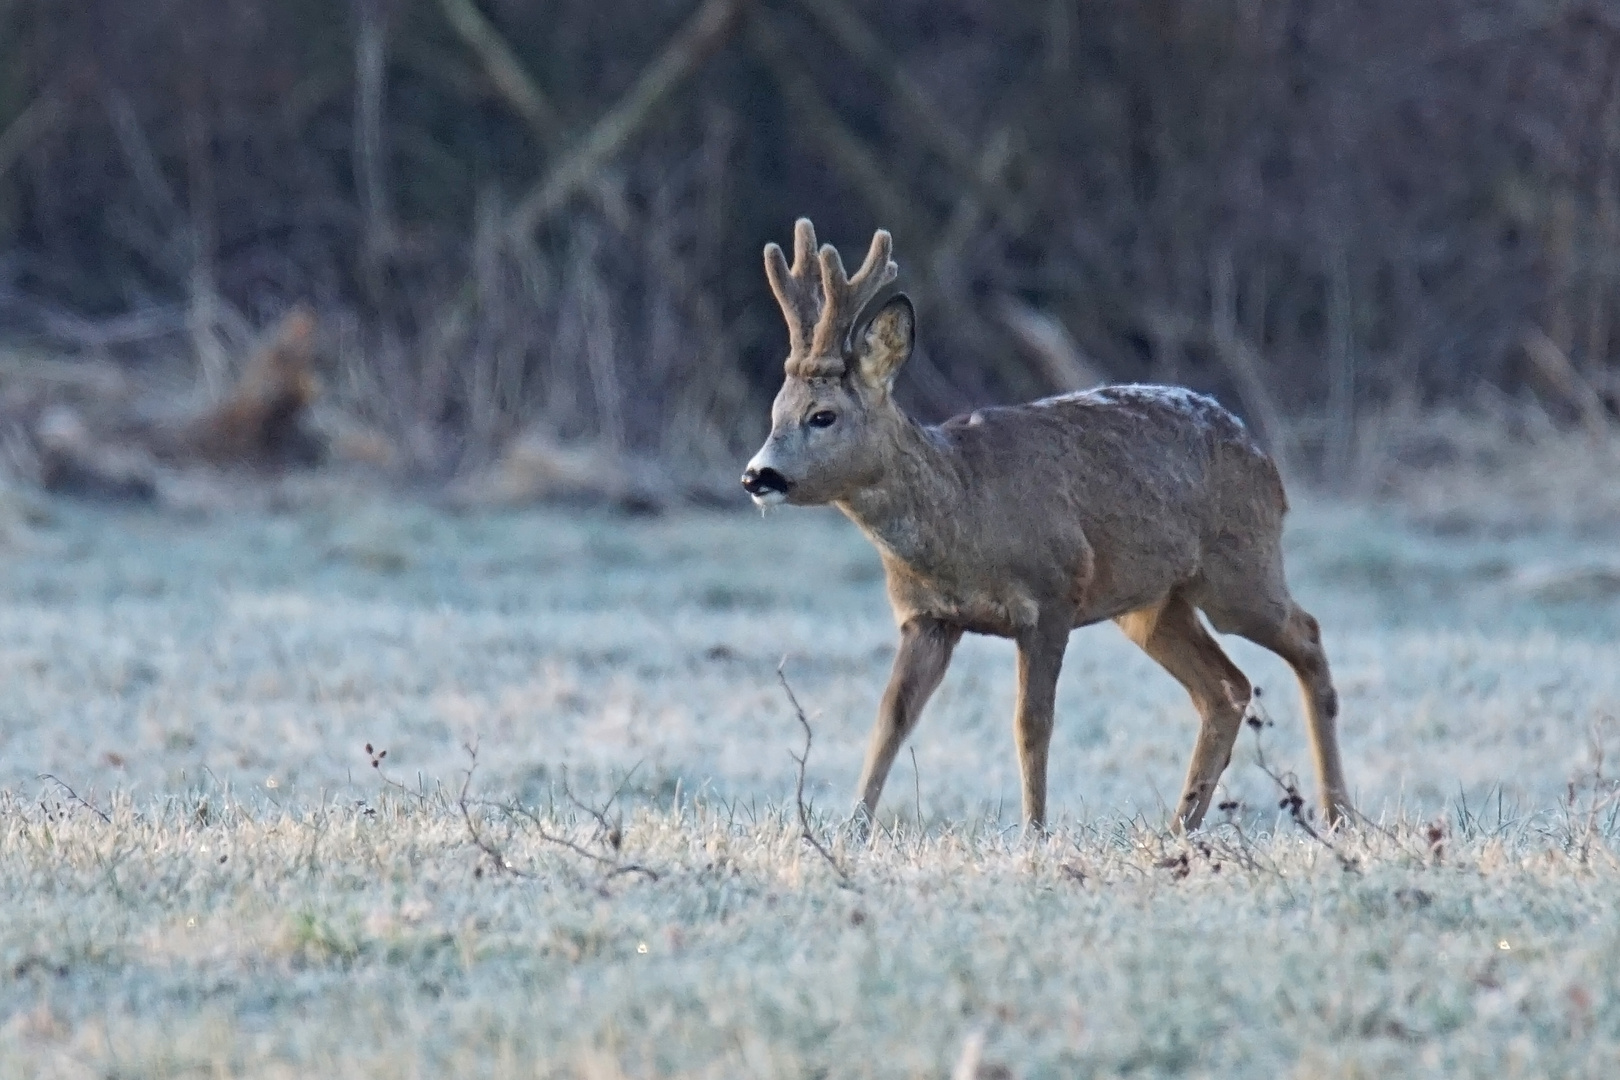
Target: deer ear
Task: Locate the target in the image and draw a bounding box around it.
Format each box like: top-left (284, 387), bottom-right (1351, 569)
top-left (853, 294), bottom-right (914, 390)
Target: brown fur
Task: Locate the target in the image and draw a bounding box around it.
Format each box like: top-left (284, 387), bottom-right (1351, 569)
top-left (21, 306), bottom-right (325, 501)
top-left (745, 220), bottom-right (1349, 833)
top-left (174, 305), bottom-right (322, 467)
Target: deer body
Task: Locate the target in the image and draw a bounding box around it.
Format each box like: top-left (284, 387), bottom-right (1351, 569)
top-left (743, 220), bottom-right (1349, 832)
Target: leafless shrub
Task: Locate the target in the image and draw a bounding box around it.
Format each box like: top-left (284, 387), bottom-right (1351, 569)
top-left (370, 737), bottom-right (662, 884)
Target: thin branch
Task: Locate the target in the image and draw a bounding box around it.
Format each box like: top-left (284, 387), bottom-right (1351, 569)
top-left (506, 0), bottom-right (747, 240)
top-left (353, 0), bottom-right (396, 262)
top-left (458, 752), bottom-right (662, 882)
top-left (1244, 705), bottom-right (1358, 872)
top-left (559, 763), bottom-right (641, 852)
top-left (1570, 720), bottom-right (1620, 865)
top-left (366, 743), bottom-right (432, 804)
top-left (777, 661), bottom-right (853, 886)
top-left (1524, 327), bottom-right (1610, 438)
top-left (483, 797), bottom-right (663, 881)
top-left (435, 18), bottom-right (736, 370)
top-left (37, 774), bottom-right (111, 824)
top-left (746, 10), bottom-right (924, 242)
top-left (996, 297), bottom-right (1108, 392)
top-left (437, 0), bottom-right (567, 145)
top-left (792, 0), bottom-right (1024, 226)
top-left (457, 738), bottom-right (534, 877)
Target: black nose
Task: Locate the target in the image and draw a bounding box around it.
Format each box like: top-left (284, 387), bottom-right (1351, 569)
top-left (741, 467), bottom-right (790, 496)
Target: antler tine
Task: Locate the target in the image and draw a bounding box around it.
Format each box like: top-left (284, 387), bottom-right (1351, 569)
top-left (764, 218), bottom-right (824, 360)
top-left (810, 228), bottom-right (898, 357)
top-left (791, 217), bottom-right (819, 275)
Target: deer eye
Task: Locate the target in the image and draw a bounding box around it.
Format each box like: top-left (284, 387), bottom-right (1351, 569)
top-left (807, 410), bottom-right (837, 429)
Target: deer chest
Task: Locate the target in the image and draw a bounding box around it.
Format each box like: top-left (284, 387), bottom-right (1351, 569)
top-left (882, 558), bottom-right (1041, 638)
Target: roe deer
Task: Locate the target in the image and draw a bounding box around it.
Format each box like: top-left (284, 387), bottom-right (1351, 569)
top-left (742, 219), bottom-right (1350, 832)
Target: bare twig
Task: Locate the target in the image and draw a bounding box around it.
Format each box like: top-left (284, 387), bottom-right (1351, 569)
top-left (996, 297), bottom-right (1108, 392)
top-left (747, 10), bottom-right (925, 242)
top-left (910, 745), bottom-right (923, 826)
top-left (506, 0), bottom-right (747, 239)
top-left (490, 797), bottom-right (662, 882)
top-left (777, 660), bottom-right (853, 885)
top-left (450, 746), bottom-right (661, 882)
top-left (365, 743), bottom-right (431, 804)
top-left (37, 774), bottom-right (111, 824)
top-left (1524, 327), bottom-right (1610, 438)
top-left (416, 10), bottom-right (738, 389)
top-left (792, 0), bottom-right (1024, 226)
top-left (1244, 699), bottom-right (1358, 872)
top-left (353, 0), bottom-right (396, 264)
top-left (560, 763), bottom-right (642, 852)
top-left (22, 302), bottom-right (187, 349)
top-left (437, 0), bottom-right (567, 145)
top-left (457, 738), bottom-right (533, 878)
top-left (487, 798), bottom-right (613, 867)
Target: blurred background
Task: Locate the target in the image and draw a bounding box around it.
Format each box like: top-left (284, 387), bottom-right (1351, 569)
top-left (2, 0), bottom-right (1618, 500)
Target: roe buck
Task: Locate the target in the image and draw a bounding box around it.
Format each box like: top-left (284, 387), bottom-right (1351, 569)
top-left (742, 219), bottom-right (1350, 833)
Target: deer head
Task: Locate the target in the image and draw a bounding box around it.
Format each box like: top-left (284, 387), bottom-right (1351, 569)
top-left (742, 218), bottom-right (915, 506)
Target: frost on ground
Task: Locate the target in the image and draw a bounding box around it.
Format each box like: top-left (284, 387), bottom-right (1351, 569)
top-left (1, 491), bottom-right (1618, 1077)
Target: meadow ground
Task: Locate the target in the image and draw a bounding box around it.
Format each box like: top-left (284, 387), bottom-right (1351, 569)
top-left (1, 479), bottom-right (1619, 1077)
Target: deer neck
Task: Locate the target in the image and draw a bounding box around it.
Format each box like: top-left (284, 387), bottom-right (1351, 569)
top-left (835, 414), bottom-right (962, 570)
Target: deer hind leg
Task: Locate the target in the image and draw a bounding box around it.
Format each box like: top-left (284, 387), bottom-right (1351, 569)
top-left (855, 618), bottom-right (962, 824)
top-left (1195, 547), bottom-right (1351, 827)
top-left (1117, 595), bottom-right (1251, 833)
top-left (1234, 601), bottom-right (1350, 827)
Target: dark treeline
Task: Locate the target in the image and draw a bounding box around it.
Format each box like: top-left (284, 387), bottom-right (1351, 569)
top-left (1, 0), bottom-right (1617, 479)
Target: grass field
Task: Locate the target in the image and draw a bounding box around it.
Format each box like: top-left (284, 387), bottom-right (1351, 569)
top-left (2, 482), bottom-right (1619, 1077)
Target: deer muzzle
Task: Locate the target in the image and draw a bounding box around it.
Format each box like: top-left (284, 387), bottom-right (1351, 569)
top-left (741, 463), bottom-right (792, 505)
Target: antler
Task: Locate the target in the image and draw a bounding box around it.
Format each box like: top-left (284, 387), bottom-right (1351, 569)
top-left (764, 219), bottom-right (824, 364)
top-left (765, 219), bottom-right (898, 376)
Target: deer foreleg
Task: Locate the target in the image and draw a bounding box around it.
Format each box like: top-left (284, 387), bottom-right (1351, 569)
top-left (855, 617), bottom-right (960, 823)
top-left (1014, 618), bottom-right (1070, 832)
